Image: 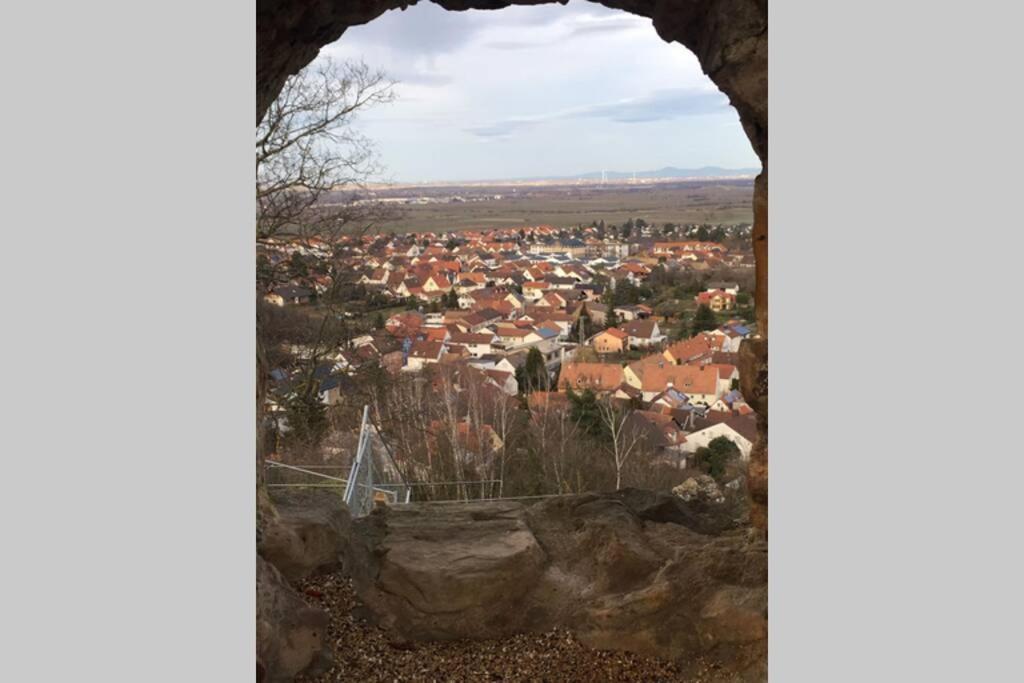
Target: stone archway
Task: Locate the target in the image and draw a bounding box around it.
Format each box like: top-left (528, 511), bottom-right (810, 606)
top-left (256, 0), bottom-right (767, 528)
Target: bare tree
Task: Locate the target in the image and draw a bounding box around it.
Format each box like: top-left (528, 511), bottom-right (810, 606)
top-left (256, 57), bottom-right (398, 247)
top-left (598, 397), bottom-right (644, 490)
top-left (256, 57), bottom-right (398, 532)
top-left (488, 388), bottom-right (519, 498)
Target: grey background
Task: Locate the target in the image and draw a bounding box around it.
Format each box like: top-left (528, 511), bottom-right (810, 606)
top-left (0, 0), bottom-right (1022, 680)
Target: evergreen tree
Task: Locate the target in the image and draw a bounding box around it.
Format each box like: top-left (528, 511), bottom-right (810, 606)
top-left (524, 347), bottom-right (548, 393)
top-left (695, 436), bottom-right (740, 479)
top-left (602, 281), bottom-right (616, 306)
top-left (567, 388), bottom-right (603, 437)
top-left (283, 382), bottom-right (329, 448)
top-left (605, 307), bottom-right (620, 330)
top-left (673, 315), bottom-right (690, 341)
top-left (373, 312), bottom-right (385, 330)
top-left (691, 304), bottom-right (718, 335)
top-left (571, 314), bottom-right (592, 342)
top-left (257, 254), bottom-right (276, 290)
top-left (288, 252), bottom-right (308, 280)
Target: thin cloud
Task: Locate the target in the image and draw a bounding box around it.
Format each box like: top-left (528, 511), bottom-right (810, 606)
top-left (464, 88), bottom-right (729, 138)
top-left (483, 11), bottom-right (646, 50)
top-left (482, 39), bottom-right (550, 50)
top-left (392, 68), bottom-right (454, 87)
top-left (567, 15), bottom-right (646, 37)
top-left (575, 88), bottom-right (728, 122)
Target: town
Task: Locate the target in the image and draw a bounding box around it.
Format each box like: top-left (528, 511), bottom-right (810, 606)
top-left (259, 219), bottom-right (757, 499)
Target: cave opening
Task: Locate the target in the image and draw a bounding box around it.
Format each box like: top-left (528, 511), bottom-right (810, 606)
top-left (256, 0), bottom-right (766, 526)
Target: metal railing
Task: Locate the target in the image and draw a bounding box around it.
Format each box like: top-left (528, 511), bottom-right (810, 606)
top-left (266, 405), bottom-right (566, 514)
top-left (343, 406), bottom-right (379, 517)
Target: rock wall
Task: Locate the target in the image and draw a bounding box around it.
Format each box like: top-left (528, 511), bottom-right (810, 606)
top-left (346, 492), bottom-right (767, 679)
top-left (257, 490), bottom-right (353, 681)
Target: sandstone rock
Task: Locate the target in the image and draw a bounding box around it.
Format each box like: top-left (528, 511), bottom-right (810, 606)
top-left (345, 492), bottom-right (766, 678)
top-left (347, 501), bottom-right (548, 639)
top-left (256, 555), bottom-right (332, 682)
top-left (673, 475), bottom-right (726, 504)
top-left (258, 488), bottom-right (351, 583)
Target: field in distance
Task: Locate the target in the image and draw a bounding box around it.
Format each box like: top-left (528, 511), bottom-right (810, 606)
top-left (348, 178), bottom-right (755, 234)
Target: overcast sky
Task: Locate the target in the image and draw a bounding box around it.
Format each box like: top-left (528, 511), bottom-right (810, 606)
top-left (321, 1), bottom-right (761, 183)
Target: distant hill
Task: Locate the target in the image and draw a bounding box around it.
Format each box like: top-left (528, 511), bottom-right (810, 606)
top-left (382, 166), bottom-right (762, 187)
top-left (571, 166), bottom-right (761, 180)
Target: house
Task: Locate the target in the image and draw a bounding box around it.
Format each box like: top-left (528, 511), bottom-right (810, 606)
top-left (706, 322), bottom-right (751, 353)
top-left (522, 281), bottom-right (550, 301)
top-left (538, 291), bottom-right (568, 309)
top-left (559, 362), bottom-right (626, 394)
top-left (358, 268), bottom-right (389, 287)
top-left (532, 311), bottom-right (574, 338)
top-left (448, 331), bottom-right (497, 357)
top-left (423, 273), bottom-right (452, 293)
top-left (678, 421), bottom-right (754, 461)
top-left (385, 311), bottom-right (425, 338)
top-left (591, 327), bottom-right (628, 354)
top-left (612, 382), bottom-right (644, 403)
top-left (420, 326), bottom-right (451, 344)
top-left (466, 355), bottom-right (517, 376)
top-left (628, 410), bottom-right (689, 466)
top-left (543, 276), bottom-right (578, 290)
top-left (404, 340), bottom-right (445, 371)
top-left (695, 289), bottom-right (736, 312)
top-left (663, 335), bottom-right (715, 365)
top-left (649, 386), bottom-right (692, 412)
top-left (621, 319), bottom-right (666, 349)
top-left (709, 389), bottom-right (751, 415)
top-left (463, 307), bottom-right (504, 332)
top-left (314, 373), bottom-right (350, 406)
top-left (705, 363), bottom-right (740, 396)
top-left (527, 391), bottom-right (571, 415)
top-left (613, 304), bottom-right (652, 321)
top-left (264, 285), bottom-right (313, 306)
top-left (482, 368), bottom-right (518, 396)
top-left (583, 302), bottom-right (608, 326)
top-left (492, 325), bottom-right (543, 350)
top-left (624, 359), bottom-right (722, 403)
top-left (706, 281), bottom-right (740, 296)
top-left (574, 283), bottom-right (605, 302)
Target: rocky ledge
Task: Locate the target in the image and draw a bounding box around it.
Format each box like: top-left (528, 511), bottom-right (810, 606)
top-left (345, 489), bottom-right (766, 680)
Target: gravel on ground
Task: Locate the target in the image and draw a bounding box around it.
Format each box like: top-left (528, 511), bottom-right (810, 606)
top-left (296, 572), bottom-right (730, 682)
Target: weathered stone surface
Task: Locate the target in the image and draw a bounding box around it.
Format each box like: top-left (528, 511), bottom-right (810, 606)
top-left (674, 474), bottom-right (726, 503)
top-left (259, 488), bottom-right (352, 583)
top-left (346, 493), bottom-right (766, 678)
top-left (739, 336), bottom-right (768, 531)
top-left (257, 555), bottom-right (333, 682)
top-left (347, 501), bottom-right (549, 638)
